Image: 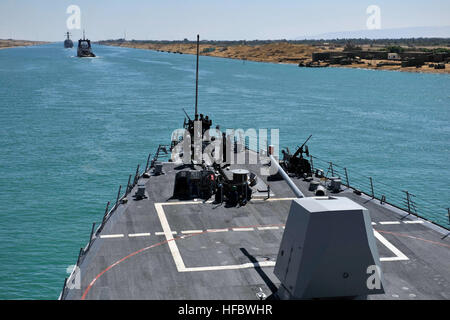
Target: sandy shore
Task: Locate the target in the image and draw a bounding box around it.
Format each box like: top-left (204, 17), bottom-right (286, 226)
top-left (0, 40), bottom-right (48, 50)
top-left (101, 41), bottom-right (321, 63)
top-left (100, 41), bottom-right (450, 74)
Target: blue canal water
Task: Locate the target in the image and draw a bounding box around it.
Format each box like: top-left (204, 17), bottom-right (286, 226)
top-left (0, 42), bottom-right (449, 299)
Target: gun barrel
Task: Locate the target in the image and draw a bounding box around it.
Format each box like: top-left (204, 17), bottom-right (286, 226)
top-left (300, 134), bottom-right (312, 149)
top-left (182, 108), bottom-right (192, 121)
top-left (269, 155), bottom-right (304, 198)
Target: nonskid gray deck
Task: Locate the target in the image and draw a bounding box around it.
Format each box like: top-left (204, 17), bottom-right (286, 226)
top-left (63, 151), bottom-right (450, 300)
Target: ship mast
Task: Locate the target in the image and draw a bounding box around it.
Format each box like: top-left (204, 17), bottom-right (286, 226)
top-left (194, 34), bottom-right (199, 120)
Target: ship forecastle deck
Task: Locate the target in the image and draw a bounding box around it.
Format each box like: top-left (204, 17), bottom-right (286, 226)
top-left (62, 150), bottom-right (450, 300)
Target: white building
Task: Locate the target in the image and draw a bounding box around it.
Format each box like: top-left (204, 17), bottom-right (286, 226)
top-left (388, 52), bottom-right (400, 60)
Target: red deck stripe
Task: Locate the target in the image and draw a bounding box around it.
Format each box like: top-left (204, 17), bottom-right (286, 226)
top-left (80, 223), bottom-right (284, 299)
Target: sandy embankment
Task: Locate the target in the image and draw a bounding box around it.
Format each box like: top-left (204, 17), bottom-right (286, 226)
top-left (101, 41), bottom-right (449, 74)
top-left (102, 41), bottom-right (320, 63)
top-left (0, 40), bottom-right (48, 50)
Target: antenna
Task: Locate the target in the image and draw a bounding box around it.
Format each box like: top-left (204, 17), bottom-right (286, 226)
top-left (194, 34), bottom-right (199, 120)
top-left (83, 29), bottom-right (85, 40)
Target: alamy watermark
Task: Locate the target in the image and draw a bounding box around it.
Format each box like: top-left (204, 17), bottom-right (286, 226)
top-left (66, 265), bottom-right (81, 290)
top-left (366, 5), bottom-right (381, 30)
top-left (366, 264), bottom-right (382, 290)
top-left (170, 122), bottom-right (279, 176)
top-left (66, 5), bottom-right (81, 30)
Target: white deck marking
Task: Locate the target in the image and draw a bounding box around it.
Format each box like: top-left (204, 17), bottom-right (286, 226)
top-left (99, 234), bottom-right (124, 239)
top-left (371, 222), bottom-right (377, 225)
top-left (265, 197), bottom-right (296, 202)
top-left (404, 220), bottom-right (424, 224)
top-left (155, 201), bottom-right (284, 273)
top-left (252, 197), bottom-right (296, 202)
top-left (257, 226), bottom-right (279, 230)
top-left (128, 233), bottom-right (150, 237)
top-left (179, 261), bottom-right (276, 272)
top-left (379, 221), bottom-right (401, 225)
top-left (206, 228), bottom-right (229, 233)
top-left (155, 203), bottom-right (187, 272)
top-left (373, 230), bottom-right (409, 261)
top-left (161, 200), bottom-right (214, 206)
top-left (155, 201), bottom-right (409, 271)
top-left (232, 227), bottom-right (254, 232)
top-left (155, 231), bottom-right (177, 235)
top-left (181, 230), bottom-right (204, 234)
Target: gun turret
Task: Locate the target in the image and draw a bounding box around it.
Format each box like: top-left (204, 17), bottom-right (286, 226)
top-left (293, 134), bottom-right (312, 159)
top-left (281, 135), bottom-right (313, 177)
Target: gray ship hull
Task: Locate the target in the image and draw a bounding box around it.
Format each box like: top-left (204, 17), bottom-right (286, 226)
top-left (64, 40), bottom-right (73, 48)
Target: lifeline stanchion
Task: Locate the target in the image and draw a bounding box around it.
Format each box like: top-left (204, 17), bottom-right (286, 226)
top-left (344, 167), bottom-right (349, 187)
top-left (87, 222), bottom-right (96, 251)
top-left (133, 164), bottom-right (140, 185)
top-left (76, 247), bottom-right (84, 267)
top-left (126, 174), bottom-right (132, 195)
top-left (100, 201), bottom-right (110, 229)
top-left (115, 185), bottom-right (122, 208)
top-left (370, 177), bottom-right (374, 198)
top-left (145, 153), bottom-right (151, 172)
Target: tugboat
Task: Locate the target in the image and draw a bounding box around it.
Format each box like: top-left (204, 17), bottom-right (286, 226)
top-left (64, 32), bottom-right (73, 48)
top-left (77, 30), bottom-right (95, 57)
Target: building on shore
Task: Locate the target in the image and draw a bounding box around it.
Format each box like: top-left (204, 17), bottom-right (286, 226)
top-left (388, 53), bottom-right (400, 60)
top-left (312, 49), bottom-right (449, 67)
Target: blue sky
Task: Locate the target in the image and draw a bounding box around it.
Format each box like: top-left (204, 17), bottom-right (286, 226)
top-left (1, 0), bottom-right (449, 41)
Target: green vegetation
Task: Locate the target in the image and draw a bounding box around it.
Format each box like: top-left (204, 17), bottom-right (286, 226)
top-left (202, 47), bottom-right (216, 53)
top-left (384, 45), bottom-right (405, 53)
top-left (420, 47), bottom-right (450, 54)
